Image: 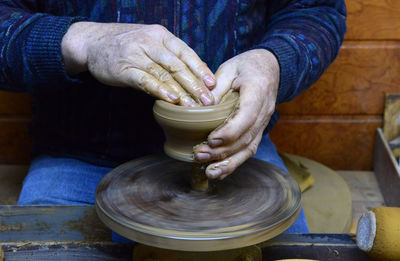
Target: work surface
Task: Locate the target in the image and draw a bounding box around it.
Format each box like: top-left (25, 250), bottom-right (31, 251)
top-left (0, 205), bottom-right (372, 260)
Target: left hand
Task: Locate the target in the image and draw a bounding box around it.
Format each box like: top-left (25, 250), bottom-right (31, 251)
top-left (193, 49), bottom-right (280, 179)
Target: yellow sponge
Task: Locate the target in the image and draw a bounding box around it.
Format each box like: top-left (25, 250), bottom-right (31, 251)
top-left (357, 207), bottom-right (400, 261)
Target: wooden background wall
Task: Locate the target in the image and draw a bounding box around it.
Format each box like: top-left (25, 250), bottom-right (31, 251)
top-left (0, 0), bottom-right (398, 170)
top-left (270, 0), bottom-right (400, 170)
top-left (0, 92), bottom-right (31, 164)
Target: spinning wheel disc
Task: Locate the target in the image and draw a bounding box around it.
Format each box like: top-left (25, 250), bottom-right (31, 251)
top-left (95, 155), bottom-right (301, 251)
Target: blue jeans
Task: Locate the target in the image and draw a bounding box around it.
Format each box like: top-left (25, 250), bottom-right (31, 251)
top-left (18, 134), bottom-right (309, 234)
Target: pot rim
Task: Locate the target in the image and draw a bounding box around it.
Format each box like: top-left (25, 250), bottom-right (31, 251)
top-left (153, 92), bottom-right (239, 122)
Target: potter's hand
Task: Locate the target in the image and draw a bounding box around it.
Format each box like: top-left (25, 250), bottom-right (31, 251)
top-left (62, 22), bottom-right (215, 106)
top-left (194, 49), bottom-right (279, 179)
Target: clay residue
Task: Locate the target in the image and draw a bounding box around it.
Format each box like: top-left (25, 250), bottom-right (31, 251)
top-left (190, 163), bottom-right (208, 192)
top-left (62, 208), bottom-right (109, 241)
top-left (0, 222), bottom-right (25, 233)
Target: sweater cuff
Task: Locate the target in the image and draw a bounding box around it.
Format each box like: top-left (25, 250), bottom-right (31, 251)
top-left (251, 37), bottom-right (298, 104)
top-left (26, 15), bottom-right (86, 89)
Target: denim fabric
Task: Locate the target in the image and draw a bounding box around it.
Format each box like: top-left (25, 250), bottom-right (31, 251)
top-left (254, 135), bottom-right (309, 233)
top-left (18, 134), bottom-right (309, 234)
top-left (18, 156), bottom-right (111, 205)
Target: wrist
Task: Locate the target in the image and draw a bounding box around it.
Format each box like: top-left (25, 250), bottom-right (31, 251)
top-left (61, 22), bottom-right (95, 75)
top-left (247, 49), bottom-right (280, 86)
top-left (252, 49), bottom-right (279, 74)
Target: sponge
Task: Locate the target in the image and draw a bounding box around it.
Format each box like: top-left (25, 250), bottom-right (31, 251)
top-left (356, 207), bottom-right (400, 261)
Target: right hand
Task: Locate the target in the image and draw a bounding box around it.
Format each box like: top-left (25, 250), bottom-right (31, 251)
top-left (61, 22), bottom-right (216, 106)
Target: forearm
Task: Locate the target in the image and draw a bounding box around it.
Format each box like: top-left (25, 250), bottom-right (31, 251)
top-left (255, 0), bottom-right (347, 104)
top-left (0, 2), bottom-right (85, 93)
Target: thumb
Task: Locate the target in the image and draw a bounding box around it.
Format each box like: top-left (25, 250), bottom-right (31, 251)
top-left (211, 63), bottom-right (237, 104)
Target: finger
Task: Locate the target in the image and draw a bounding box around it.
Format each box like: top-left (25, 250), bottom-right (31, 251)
top-left (194, 99), bottom-right (266, 163)
top-left (208, 83), bottom-right (263, 147)
top-left (164, 36), bottom-right (216, 89)
top-left (143, 46), bottom-right (214, 106)
top-left (206, 132), bottom-right (263, 179)
top-left (178, 93), bottom-right (200, 107)
top-left (121, 68), bottom-right (180, 103)
top-left (211, 63), bottom-right (237, 104)
top-left (194, 124), bottom-right (262, 163)
top-left (143, 60), bottom-right (199, 107)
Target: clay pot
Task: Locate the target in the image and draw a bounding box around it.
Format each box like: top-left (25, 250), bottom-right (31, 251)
top-left (153, 92), bottom-right (239, 162)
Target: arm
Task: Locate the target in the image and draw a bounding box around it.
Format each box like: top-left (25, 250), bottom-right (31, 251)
top-left (0, 1), bottom-right (85, 93)
top-left (255, 0), bottom-right (347, 104)
top-left (0, 2), bottom-right (216, 105)
top-left (195, 0), bottom-right (347, 179)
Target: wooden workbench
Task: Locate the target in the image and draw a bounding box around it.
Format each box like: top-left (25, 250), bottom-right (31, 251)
top-left (0, 206), bottom-right (372, 260)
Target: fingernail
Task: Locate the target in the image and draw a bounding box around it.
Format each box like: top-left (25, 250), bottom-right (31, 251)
top-left (200, 94), bottom-right (213, 106)
top-left (207, 168), bottom-right (222, 178)
top-left (195, 152), bottom-right (211, 162)
top-left (203, 75), bottom-right (215, 87)
top-left (167, 92), bottom-right (179, 101)
top-left (209, 138), bottom-right (223, 147)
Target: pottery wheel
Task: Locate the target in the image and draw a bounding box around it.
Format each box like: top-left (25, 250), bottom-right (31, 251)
top-left (95, 155), bottom-right (301, 251)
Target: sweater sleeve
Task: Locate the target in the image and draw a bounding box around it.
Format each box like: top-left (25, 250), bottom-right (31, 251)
top-left (253, 0), bottom-right (347, 104)
top-left (0, 1), bottom-right (86, 93)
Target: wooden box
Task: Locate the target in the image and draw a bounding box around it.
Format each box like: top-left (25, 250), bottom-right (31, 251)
top-left (373, 128), bottom-right (400, 206)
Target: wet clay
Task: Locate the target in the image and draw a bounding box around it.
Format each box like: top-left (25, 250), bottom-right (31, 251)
top-left (154, 91), bottom-right (239, 190)
top-left (153, 92), bottom-right (239, 162)
top-left (190, 163), bottom-right (208, 192)
top-left (96, 155), bottom-right (301, 251)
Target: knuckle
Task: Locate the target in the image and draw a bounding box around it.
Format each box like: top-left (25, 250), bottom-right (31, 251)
top-left (137, 35), bottom-right (153, 46)
top-left (195, 61), bottom-right (208, 75)
top-left (219, 61), bottom-right (229, 71)
top-left (137, 75), bottom-right (151, 90)
top-left (219, 131), bottom-right (235, 144)
top-left (248, 143), bottom-right (258, 157)
top-left (212, 159), bottom-right (231, 170)
top-left (145, 64), bottom-right (158, 74)
top-left (137, 75), bottom-right (146, 87)
top-left (146, 64), bottom-right (171, 81)
top-left (159, 70), bottom-right (172, 82)
top-left (180, 48), bottom-right (192, 57)
top-left (243, 133), bottom-right (253, 146)
top-left (266, 103), bottom-right (276, 115)
top-left (169, 63), bottom-right (186, 74)
top-left (149, 24), bottom-right (167, 33)
top-left (250, 127), bottom-right (262, 139)
top-left (214, 151), bottom-right (228, 161)
top-left (196, 85), bottom-right (209, 95)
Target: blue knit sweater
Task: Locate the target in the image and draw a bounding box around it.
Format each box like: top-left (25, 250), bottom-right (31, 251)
top-left (0, 0), bottom-right (346, 166)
